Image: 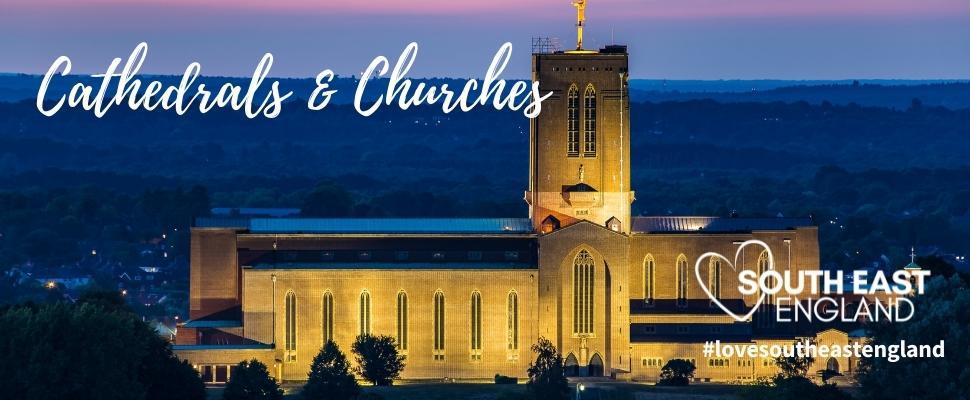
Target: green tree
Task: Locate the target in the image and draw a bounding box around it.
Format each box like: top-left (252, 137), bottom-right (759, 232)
top-left (0, 301), bottom-right (205, 400)
top-left (525, 337), bottom-right (568, 400)
top-left (302, 341), bottom-right (360, 400)
top-left (738, 344), bottom-right (854, 400)
top-left (301, 182), bottom-right (354, 217)
top-left (142, 339), bottom-right (207, 400)
top-left (77, 288), bottom-right (129, 312)
top-left (223, 359), bottom-right (283, 400)
top-left (352, 335), bottom-right (405, 386)
top-left (914, 255), bottom-right (958, 279)
top-left (774, 346), bottom-right (814, 379)
top-left (857, 275), bottom-right (968, 400)
top-left (658, 359), bottom-right (696, 386)
top-left (739, 375), bottom-right (852, 400)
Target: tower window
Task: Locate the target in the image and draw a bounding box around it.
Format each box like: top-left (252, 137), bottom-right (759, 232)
top-left (573, 250), bottom-right (594, 335)
top-left (710, 259), bottom-right (722, 301)
top-left (284, 290), bottom-right (297, 362)
top-left (359, 290), bottom-right (371, 336)
top-left (644, 255), bottom-right (655, 305)
top-left (433, 290), bottom-right (446, 360)
top-left (567, 85), bottom-right (580, 157)
top-left (677, 255), bottom-right (688, 307)
top-left (758, 250), bottom-right (772, 328)
top-left (470, 291), bottom-right (483, 360)
top-left (322, 291), bottom-right (334, 344)
top-left (583, 85), bottom-right (596, 157)
top-left (507, 291), bottom-right (519, 356)
top-left (397, 291), bottom-right (408, 351)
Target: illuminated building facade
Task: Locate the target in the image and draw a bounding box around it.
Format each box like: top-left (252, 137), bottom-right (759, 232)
top-left (174, 5), bottom-right (858, 384)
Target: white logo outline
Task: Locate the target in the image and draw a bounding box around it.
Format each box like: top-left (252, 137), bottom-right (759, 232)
top-left (693, 239), bottom-right (775, 322)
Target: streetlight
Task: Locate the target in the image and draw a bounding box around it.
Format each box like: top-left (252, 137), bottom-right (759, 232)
top-left (575, 383), bottom-right (585, 400)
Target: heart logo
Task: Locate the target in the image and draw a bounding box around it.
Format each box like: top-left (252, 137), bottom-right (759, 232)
top-left (693, 239), bottom-right (775, 322)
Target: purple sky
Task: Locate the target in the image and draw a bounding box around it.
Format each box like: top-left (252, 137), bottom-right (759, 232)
top-left (3, 0), bottom-right (969, 79)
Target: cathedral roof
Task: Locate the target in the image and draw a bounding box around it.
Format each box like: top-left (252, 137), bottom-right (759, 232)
top-left (196, 217), bottom-right (533, 234)
top-left (248, 261), bottom-right (534, 270)
top-left (631, 216), bottom-right (813, 233)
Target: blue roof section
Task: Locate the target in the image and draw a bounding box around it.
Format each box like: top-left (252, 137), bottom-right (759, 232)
top-left (632, 216), bottom-right (813, 233)
top-left (182, 319), bottom-right (243, 329)
top-left (211, 207), bottom-right (301, 217)
top-left (196, 217), bottom-right (534, 234)
top-left (250, 262), bottom-right (535, 270)
top-left (172, 344), bottom-right (273, 351)
top-left (196, 217), bottom-right (250, 229)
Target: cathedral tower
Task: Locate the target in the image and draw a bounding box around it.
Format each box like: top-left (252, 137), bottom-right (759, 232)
top-left (526, 6), bottom-right (633, 234)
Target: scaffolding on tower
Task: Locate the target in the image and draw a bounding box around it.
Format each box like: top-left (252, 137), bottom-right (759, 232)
top-left (531, 37), bottom-right (562, 54)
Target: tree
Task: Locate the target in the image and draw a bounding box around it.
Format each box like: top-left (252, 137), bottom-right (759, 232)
top-left (658, 359), bottom-right (696, 386)
top-left (77, 288), bottom-right (129, 312)
top-left (0, 301), bottom-right (205, 400)
top-left (352, 334), bottom-right (405, 386)
top-left (739, 375), bottom-right (853, 400)
top-left (223, 359), bottom-right (283, 400)
top-left (857, 275), bottom-right (968, 400)
top-left (302, 341), bottom-right (360, 400)
top-left (526, 337), bottom-right (568, 400)
top-left (774, 346), bottom-right (814, 379)
top-left (914, 255), bottom-right (957, 279)
top-left (141, 340), bottom-right (207, 400)
top-left (301, 182), bottom-right (354, 217)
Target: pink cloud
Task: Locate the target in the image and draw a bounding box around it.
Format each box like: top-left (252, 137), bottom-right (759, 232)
top-left (7, 0), bottom-right (970, 18)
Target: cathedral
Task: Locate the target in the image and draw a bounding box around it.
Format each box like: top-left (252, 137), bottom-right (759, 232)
top-left (174, 3), bottom-right (861, 384)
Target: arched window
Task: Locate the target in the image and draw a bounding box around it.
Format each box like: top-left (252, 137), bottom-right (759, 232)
top-left (359, 290), bottom-right (371, 336)
top-left (564, 353), bottom-right (580, 377)
top-left (588, 353), bottom-right (604, 377)
top-left (643, 255), bottom-right (655, 305)
top-left (397, 291), bottom-right (408, 351)
top-left (583, 85), bottom-right (596, 157)
top-left (826, 357), bottom-right (840, 373)
top-left (567, 85), bottom-right (580, 157)
top-left (676, 255), bottom-right (688, 307)
top-left (322, 291), bottom-right (334, 344)
top-left (710, 259), bottom-right (722, 300)
top-left (758, 250), bottom-right (771, 285)
top-left (470, 291), bottom-right (482, 360)
top-left (757, 250), bottom-right (772, 327)
top-left (284, 290), bottom-right (297, 362)
top-left (573, 250), bottom-right (594, 335)
top-left (433, 290), bottom-right (445, 360)
top-left (507, 291), bottom-right (519, 355)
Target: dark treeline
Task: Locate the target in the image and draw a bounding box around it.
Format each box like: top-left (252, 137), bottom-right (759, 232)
top-left (2, 98), bottom-right (969, 186)
top-left (5, 73), bottom-right (969, 108)
top-left (2, 93), bottom-right (969, 306)
top-left (2, 165), bottom-right (967, 280)
top-left (634, 81), bottom-right (970, 109)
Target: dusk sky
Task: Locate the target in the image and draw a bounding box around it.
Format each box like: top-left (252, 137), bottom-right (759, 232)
top-left (3, 0), bottom-right (969, 79)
